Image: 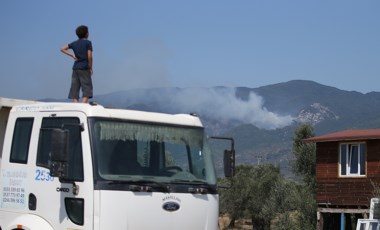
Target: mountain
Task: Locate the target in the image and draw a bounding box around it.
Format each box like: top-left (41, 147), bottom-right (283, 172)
top-left (228, 81), bottom-right (380, 176)
top-left (44, 80), bottom-right (380, 177)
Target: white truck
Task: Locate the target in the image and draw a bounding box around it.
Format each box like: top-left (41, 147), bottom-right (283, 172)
top-left (0, 97), bottom-right (235, 230)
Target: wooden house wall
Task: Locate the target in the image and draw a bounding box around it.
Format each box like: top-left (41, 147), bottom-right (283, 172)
top-left (316, 140), bottom-right (380, 208)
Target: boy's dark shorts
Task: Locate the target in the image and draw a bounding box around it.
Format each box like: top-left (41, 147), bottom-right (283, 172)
top-left (68, 69), bottom-right (93, 99)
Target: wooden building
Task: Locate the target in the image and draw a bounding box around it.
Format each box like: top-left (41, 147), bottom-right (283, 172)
top-left (305, 129), bottom-right (380, 229)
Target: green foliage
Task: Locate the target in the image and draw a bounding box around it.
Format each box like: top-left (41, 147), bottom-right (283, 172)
top-left (260, 178), bottom-right (316, 230)
top-left (289, 123), bottom-right (317, 228)
top-left (291, 123), bottom-right (316, 189)
top-left (219, 123), bottom-right (318, 229)
top-left (219, 165), bottom-right (256, 223)
top-left (219, 164), bottom-right (282, 229)
top-left (219, 163), bottom-right (316, 229)
top-left (248, 164), bottom-right (282, 229)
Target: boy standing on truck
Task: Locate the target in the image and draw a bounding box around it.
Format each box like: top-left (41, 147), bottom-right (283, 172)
top-left (60, 25), bottom-right (93, 103)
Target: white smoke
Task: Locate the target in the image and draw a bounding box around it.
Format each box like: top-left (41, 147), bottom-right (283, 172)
top-left (163, 87), bottom-right (295, 130)
top-left (89, 39), bottom-right (294, 130)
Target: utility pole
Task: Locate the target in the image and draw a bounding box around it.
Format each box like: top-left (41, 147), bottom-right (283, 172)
top-left (256, 155), bottom-right (262, 165)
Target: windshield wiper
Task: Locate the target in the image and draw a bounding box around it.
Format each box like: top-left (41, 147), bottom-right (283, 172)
top-left (172, 179), bottom-right (213, 194)
top-left (131, 180), bottom-right (171, 193)
top-left (109, 179), bottom-right (171, 193)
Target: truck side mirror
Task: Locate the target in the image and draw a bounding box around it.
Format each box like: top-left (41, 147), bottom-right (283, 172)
top-left (210, 136), bottom-right (236, 178)
top-left (50, 128), bottom-right (69, 178)
top-left (224, 149), bottom-right (235, 178)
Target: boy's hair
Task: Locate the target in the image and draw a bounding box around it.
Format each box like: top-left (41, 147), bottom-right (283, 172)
top-left (76, 25), bottom-right (89, 39)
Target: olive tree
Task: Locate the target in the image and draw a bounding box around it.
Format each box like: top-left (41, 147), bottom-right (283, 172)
top-left (291, 123), bottom-right (316, 189)
top-left (290, 123), bottom-right (317, 228)
top-left (219, 165), bottom-right (256, 227)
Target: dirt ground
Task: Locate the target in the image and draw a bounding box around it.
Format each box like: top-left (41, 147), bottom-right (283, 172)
top-left (219, 214), bottom-right (252, 230)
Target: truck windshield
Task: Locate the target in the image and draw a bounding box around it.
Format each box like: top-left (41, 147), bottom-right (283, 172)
top-left (89, 118), bottom-right (217, 186)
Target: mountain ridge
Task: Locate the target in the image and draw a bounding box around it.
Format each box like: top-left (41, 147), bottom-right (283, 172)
top-left (42, 80), bottom-right (380, 176)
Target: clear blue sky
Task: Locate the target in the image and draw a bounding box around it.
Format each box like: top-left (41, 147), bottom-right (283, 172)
top-left (0, 0), bottom-right (379, 100)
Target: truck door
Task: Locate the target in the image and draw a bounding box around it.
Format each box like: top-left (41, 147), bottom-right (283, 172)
top-left (30, 112), bottom-right (93, 229)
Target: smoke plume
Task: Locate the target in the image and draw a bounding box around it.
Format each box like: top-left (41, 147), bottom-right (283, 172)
top-left (150, 87), bottom-right (294, 130)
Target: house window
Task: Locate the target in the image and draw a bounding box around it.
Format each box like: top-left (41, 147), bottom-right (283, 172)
top-left (339, 143), bottom-right (366, 177)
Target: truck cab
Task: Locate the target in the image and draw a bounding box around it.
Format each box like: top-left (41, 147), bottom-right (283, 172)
top-left (0, 99), bottom-right (234, 230)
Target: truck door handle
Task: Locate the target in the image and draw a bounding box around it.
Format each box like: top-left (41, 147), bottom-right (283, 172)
top-left (29, 193), bottom-right (37, 211)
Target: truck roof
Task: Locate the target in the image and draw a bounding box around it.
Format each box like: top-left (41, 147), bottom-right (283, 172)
top-left (9, 101), bottom-right (204, 128)
top-left (0, 97), bottom-right (38, 108)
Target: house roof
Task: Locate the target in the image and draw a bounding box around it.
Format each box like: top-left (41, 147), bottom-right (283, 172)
top-left (304, 129), bottom-right (380, 143)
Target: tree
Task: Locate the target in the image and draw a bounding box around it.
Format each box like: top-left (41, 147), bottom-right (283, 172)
top-left (248, 164), bottom-right (282, 229)
top-left (219, 123), bottom-right (317, 229)
top-left (219, 164), bottom-right (283, 229)
top-left (219, 165), bottom-right (255, 227)
top-left (291, 123), bottom-right (316, 189)
top-left (290, 123), bottom-right (317, 228)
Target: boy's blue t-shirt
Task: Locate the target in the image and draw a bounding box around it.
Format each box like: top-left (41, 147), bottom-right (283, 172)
top-left (68, 39), bottom-right (93, 70)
